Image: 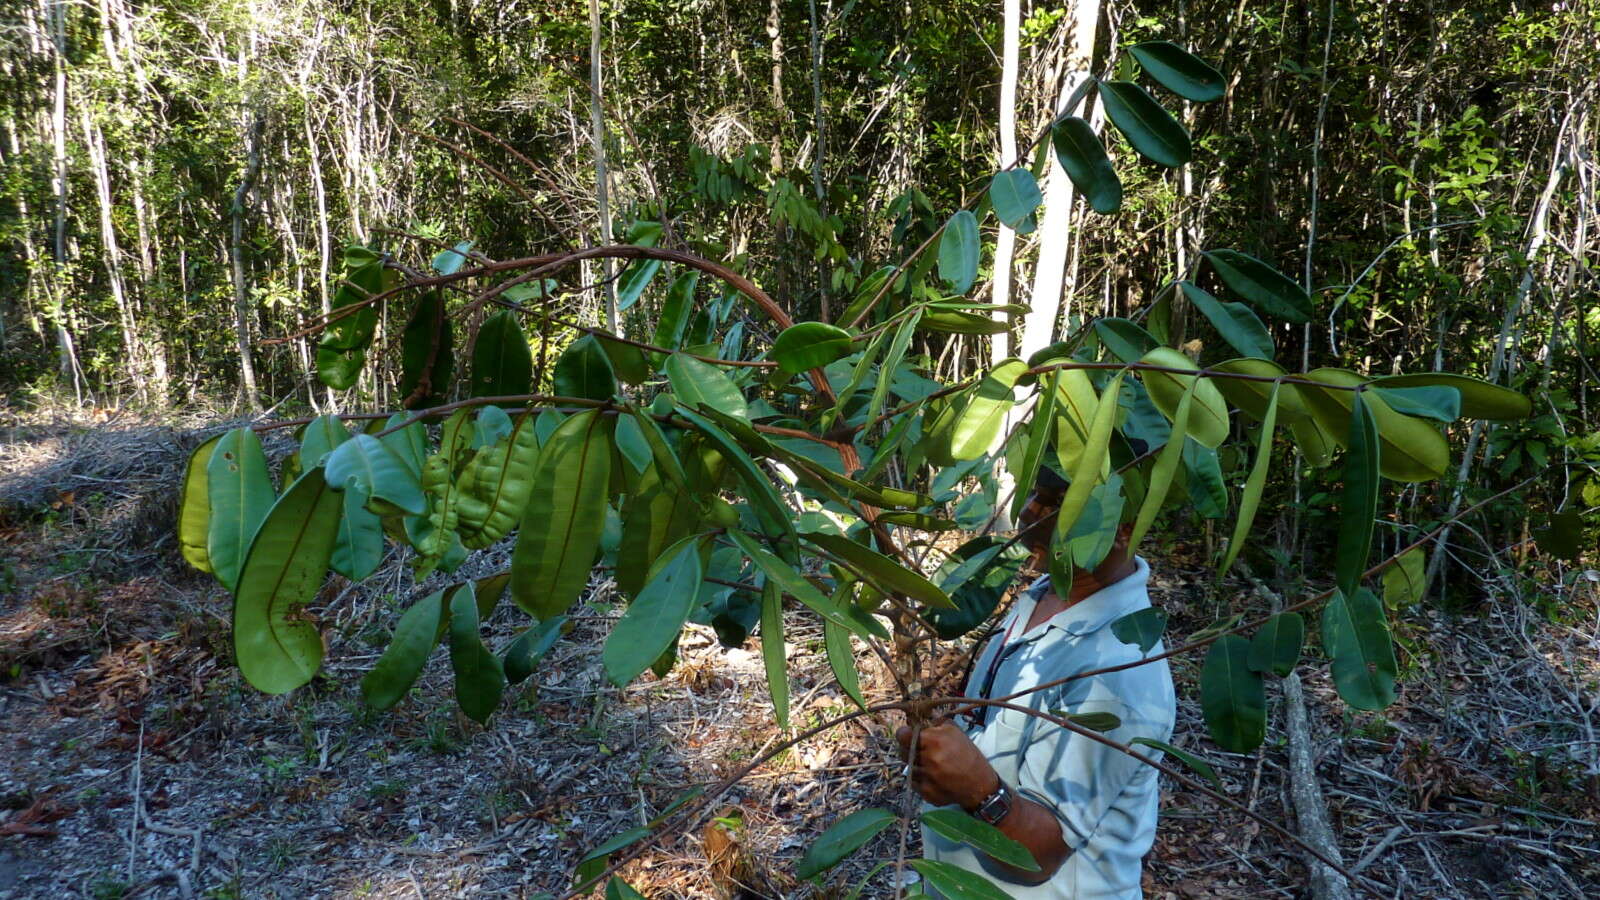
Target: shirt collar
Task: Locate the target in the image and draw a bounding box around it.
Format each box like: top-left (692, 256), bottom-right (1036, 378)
top-left (1021, 556), bottom-right (1152, 637)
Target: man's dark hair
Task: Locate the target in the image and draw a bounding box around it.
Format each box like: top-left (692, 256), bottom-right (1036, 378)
top-left (1035, 462), bottom-right (1069, 494)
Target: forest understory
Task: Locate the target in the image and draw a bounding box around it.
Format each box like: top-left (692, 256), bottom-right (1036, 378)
top-left (2, 410), bottom-right (1595, 900)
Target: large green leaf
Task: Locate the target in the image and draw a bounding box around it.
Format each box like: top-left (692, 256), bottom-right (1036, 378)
top-left (324, 434), bottom-right (427, 516)
top-left (380, 413), bottom-right (428, 480)
top-left (920, 809), bottom-right (1039, 871)
top-left (1372, 385), bottom-right (1461, 423)
top-left (771, 322), bottom-right (853, 374)
top-left (1336, 391), bottom-right (1380, 594)
top-left (920, 309), bottom-right (1013, 335)
top-left (939, 210), bottom-right (980, 295)
top-left (927, 537), bottom-right (1030, 640)
top-left (1247, 612), bottom-right (1303, 678)
top-left (398, 289), bottom-right (453, 408)
top-left (867, 311), bottom-right (921, 426)
top-left (1322, 587), bottom-right (1398, 710)
top-left (604, 537), bottom-right (705, 686)
top-left (1383, 547), bottom-right (1427, 609)
top-left (178, 434), bottom-right (221, 574)
top-left (823, 617), bottom-right (865, 710)
top-left (1110, 607), bottom-right (1168, 654)
top-left (1218, 384), bottom-right (1280, 576)
top-left (1098, 80), bottom-right (1192, 168)
top-left (1126, 378), bottom-right (1194, 551)
top-left (654, 271), bottom-right (699, 353)
top-left (456, 413), bottom-right (543, 549)
top-left (989, 169), bottom-right (1043, 230)
top-left (666, 352), bottom-right (749, 421)
top-left (1010, 371), bottom-right (1060, 520)
top-left (448, 582), bottom-right (506, 723)
top-left (552, 334), bottom-right (618, 402)
top-left (1137, 347), bottom-right (1230, 448)
top-left (1050, 116), bottom-right (1122, 214)
top-left (1129, 41), bottom-right (1225, 101)
top-left (760, 579), bottom-right (789, 728)
top-left (206, 427), bottom-right (276, 591)
top-left (1182, 439), bottom-right (1228, 519)
top-left (1094, 318), bottom-right (1159, 363)
top-left (1200, 250), bottom-right (1312, 323)
top-left (1179, 281), bottom-right (1273, 359)
top-left (299, 415), bottom-right (351, 470)
top-left (331, 486), bottom-right (383, 579)
top-left (316, 259), bottom-right (389, 389)
top-left (1052, 368), bottom-right (1104, 476)
top-left (359, 588), bottom-right (446, 709)
top-left (1368, 372), bottom-right (1531, 420)
top-left (503, 616), bottom-right (566, 685)
top-left (1199, 634), bottom-right (1266, 752)
top-left (471, 310), bottom-right (533, 397)
top-left (232, 468), bottom-right (341, 694)
top-left (511, 410), bottom-right (615, 618)
top-left (801, 531), bottom-right (954, 609)
top-left (795, 808), bottom-right (895, 879)
top-left (949, 358), bottom-right (1028, 460)
top-left (616, 221), bottom-right (665, 311)
top-left (1209, 358), bottom-right (1311, 423)
top-left (909, 859), bottom-right (1011, 900)
top-left (617, 472), bottom-right (702, 597)
top-left (671, 407), bottom-right (792, 542)
top-left (1299, 369), bottom-right (1447, 482)
top-left (730, 530), bottom-right (888, 640)
top-left (1055, 372), bottom-right (1125, 540)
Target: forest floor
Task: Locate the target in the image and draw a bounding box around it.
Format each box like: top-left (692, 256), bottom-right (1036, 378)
top-left (2, 409), bottom-right (1598, 900)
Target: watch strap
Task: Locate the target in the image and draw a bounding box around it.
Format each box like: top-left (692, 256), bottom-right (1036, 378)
top-left (973, 780), bottom-right (1013, 825)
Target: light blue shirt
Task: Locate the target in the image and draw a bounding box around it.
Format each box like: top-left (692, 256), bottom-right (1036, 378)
top-left (923, 557), bottom-right (1175, 899)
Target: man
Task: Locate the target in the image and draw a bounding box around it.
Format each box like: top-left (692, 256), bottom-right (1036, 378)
top-left (897, 466), bottom-right (1176, 898)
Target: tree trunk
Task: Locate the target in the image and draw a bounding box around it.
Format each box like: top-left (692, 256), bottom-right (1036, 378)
top-left (230, 117), bottom-right (264, 410)
top-left (48, 0), bottom-right (83, 401)
top-left (589, 0), bottom-right (617, 331)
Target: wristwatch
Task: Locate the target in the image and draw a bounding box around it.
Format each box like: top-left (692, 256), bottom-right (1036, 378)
top-left (972, 780), bottom-right (1014, 825)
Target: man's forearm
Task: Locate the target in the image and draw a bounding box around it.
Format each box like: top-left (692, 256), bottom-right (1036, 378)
top-left (972, 790), bottom-right (1071, 883)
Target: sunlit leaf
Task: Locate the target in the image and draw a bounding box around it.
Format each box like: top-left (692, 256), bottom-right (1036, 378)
top-left (939, 210), bottom-right (980, 295)
top-left (796, 808), bottom-right (895, 879)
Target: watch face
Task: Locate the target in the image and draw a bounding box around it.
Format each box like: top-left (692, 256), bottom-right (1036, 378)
top-left (978, 785), bottom-right (1012, 824)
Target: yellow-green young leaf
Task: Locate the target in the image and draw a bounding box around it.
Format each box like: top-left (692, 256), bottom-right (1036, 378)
top-left (771, 321), bottom-right (853, 374)
top-left (1247, 612), bottom-right (1304, 678)
top-left (471, 310), bottom-right (533, 397)
top-left (1367, 372), bottom-right (1531, 420)
top-left (511, 410), bottom-right (615, 618)
top-left (796, 808), bottom-right (896, 879)
top-left (1322, 587), bottom-right (1397, 710)
top-left (1053, 368), bottom-right (1107, 477)
top-left (910, 859), bottom-right (1012, 900)
top-left (1199, 634), bottom-right (1266, 752)
top-left (1127, 379), bottom-right (1193, 551)
top-left (823, 615), bottom-right (865, 710)
top-left (178, 434), bottom-right (222, 574)
top-left (1098, 80), bottom-right (1192, 168)
top-left (919, 309), bottom-right (1013, 335)
top-left (232, 468), bottom-right (341, 694)
top-left (1291, 416), bottom-right (1335, 467)
top-left (801, 531), bottom-right (955, 609)
top-left (1299, 368), bottom-right (1448, 482)
top-left (919, 389), bottom-right (970, 467)
top-left (448, 582), bottom-right (505, 723)
top-left (950, 358), bottom-right (1029, 460)
top-left (759, 580), bottom-right (789, 728)
top-left (939, 210), bottom-right (980, 294)
top-left (666, 352), bottom-right (748, 420)
top-left (1383, 547), bottom-right (1427, 609)
top-left (604, 537), bottom-right (705, 687)
top-left (1209, 357), bottom-right (1311, 423)
top-left (1218, 384), bottom-right (1280, 577)
top-left (1054, 372), bottom-right (1125, 541)
top-left (1138, 347), bottom-right (1230, 448)
top-left (456, 414), bottom-right (542, 549)
top-left (408, 454), bottom-right (462, 577)
top-left (206, 427), bottom-right (277, 591)
top-left (359, 588), bottom-right (447, 710)
top-left (1010, 372), bottom-right (1059, 520)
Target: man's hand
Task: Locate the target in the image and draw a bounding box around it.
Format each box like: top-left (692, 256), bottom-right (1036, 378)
top-left (895, 720), bottom-right (1001, 810)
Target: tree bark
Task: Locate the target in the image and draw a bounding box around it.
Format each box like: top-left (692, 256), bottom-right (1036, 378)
top-left (1283, 672), bottom-right (1354, 900)
top-left (230, 117), bottom-right (264, 410)
top-left (589, 0), bottom-right (617, 332)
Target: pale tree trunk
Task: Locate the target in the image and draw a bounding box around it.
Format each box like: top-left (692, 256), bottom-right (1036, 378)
top-left (48, 0), bottom-right (84, 401)
top-left (807, 0), bottom-right (828, 317)
top-left (1020, 0), bottom-right (1101, 361)
top-left (230, 117), bottom-right (264, 410)
top-left (80, 109), bottom-right (147, 402)
top-left (767, 0), bottom-right (785, 169)
top-left (589, 0), bottom-right (617, 331)
top-left (988, 0), bottom-right (1024, 531)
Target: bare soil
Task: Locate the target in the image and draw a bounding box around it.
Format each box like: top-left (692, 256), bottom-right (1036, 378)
top-left (2, 412), bottom-right (1597, 899)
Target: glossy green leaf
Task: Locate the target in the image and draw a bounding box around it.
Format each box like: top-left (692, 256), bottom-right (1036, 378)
top-left (604, 538), bottom-right (705, 687)
top-left (615, 222), bottom-right (664, 311)
top-left (456, 414), bottom-right (544, 549)
top-left (823, 617), bottom-right (864, 710)
top-left (324, 434), bottom-right (427, 516)
top-left (232, 468), bottom-right (340, 694)
top-left (1138, 347), bottom-right (1230, 448)
top-left (1383, 547), bottom-right (1427, 609)
top-left (1336, 391), bottom-right (1380, 595)
top-left (447, 583), bottom-right (505, 723)
top-left (380, 413), bottom-right (428, 479)
top-left (617, 471), bottom-right (702, 597)
top-left (1201, 250), bottom-right (1312, 323)
top-left (503, 616), bottom-right (566, 685)
top-left (835, 265), bottom-right (897, 328)
top-left (614, 414), bottom-right (652, 475)
top-left (1052, 368), bottom-right (1104, 476)
top-left (1131, 737), bottom-right (1221, 789)
top-left (511, 410), bottom-right (615, 619)
top-left (594, 333), bottom-right (651, 384)
top-left (920, 309), bottom-right (1013, 335)
top-left (939, 210), bottom-right (980, 294)
top-left (299, 415), bottom-right (351, 470)
top-left (796, 808), bottom-right (895, 879)
top-left (604, 878), bottom-right (646, 900)
top-left (471, 310), bottom-right (533, 397)
top-left (927, 537), bottom-right (1030, 640)
top-left (472, 404), bottom-right (513, 450)
top-left (1291, 416), bottom-right (1335, 467)
top-left (1219, 384), bottom-right (1280, 577)
top-left (654, 271), bottom-right (699, 352)
top-left (909, 859), bottom-right (1011, 900)
top-left (359, 588), bottom-right (446, 710)
top-left (332, 485), bottom-right (383, 579)
top-left (1094, 318), bottom-right (1160, 363)
top-left (316, 260), bottom-right (388, 389)
top-left (1099, 80), bottom-right (1192, 167)
top-left (1180, 281), bottom-right (1273, 359)
top-left (876, 511), bottom-right (959, 531)
top-left (1050, 116), bottom-right (1122, 214)
top-left (949, 358), bottom-right (1028, 460)
top-left (771, 322), bottom-right (854, 374)
top-left (1061, 711), bottom-right (1124, 732)
top-left (760, 579), bottom-right (789, 728)
top-left (802, 531), bottom-right (955, 609)
top-left (1127, 378), bottom-right (1193, 551)
top-left (670, 407), bottom-right (792, 542)
top-left (573, 827), bottom-right (652, 893)
top-left (1367, 372), bottom-right (1530, 420)
top-left (553, 334), bottom-right (617, 401)
top-left (920, 809), bottom-right (1039, 871)
top-left (1371, 385), bottom-right (1460, 423)
top-left (431, 240), bottom-right (473, 275)
top-left (1011, 372), bottom-right (1060, 520)
top-left (1129, 41), bottom-right (1225, 102)
top-left (206, 427), bottom-right (276, 591)
top-left (179, 434), bottom-right (221, 574)
top-left (989, 169), bottom-right (1043, 229)
top-left (1182, 439), bottom-right (1228, 519)
top-left (1199, 634), bottom-right (1266, 752)
top-left (867, 311), bottom-right (921, 426)
top-left (1322, 587), bottom-right (1398, 710)
top-left (666, 352), bottom-right (749, 421)
top-left (731, 530), bottom-right (888, 641)
top-left (1248, 612), bottom-right (1304, 678)
top-left (398, 290), bottom-right (454, 408)
top-left (1063, 475), bottom-right (1126, 569)
top-left (1110, 607), bottom-right (1168, 653)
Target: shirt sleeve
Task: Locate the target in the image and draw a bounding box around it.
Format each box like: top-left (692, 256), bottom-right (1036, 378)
top-left (1011, 664), bottom-right (1175, 851)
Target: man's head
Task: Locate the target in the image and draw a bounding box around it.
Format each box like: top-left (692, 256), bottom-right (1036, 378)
top-left (1017, 465), bottom-right (1068, 560)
